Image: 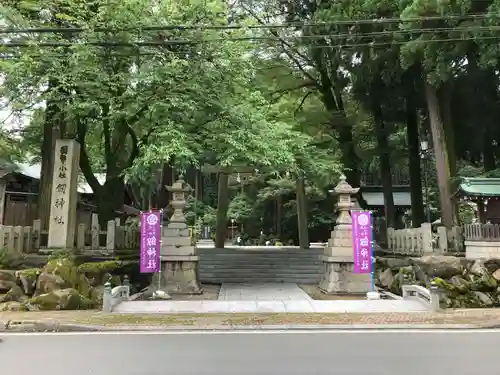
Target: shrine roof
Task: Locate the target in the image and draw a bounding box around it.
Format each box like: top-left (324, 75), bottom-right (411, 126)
top-left (10, 161), bottom-right (107, 194)
top-left (459, 177), bottom-right (500, 197)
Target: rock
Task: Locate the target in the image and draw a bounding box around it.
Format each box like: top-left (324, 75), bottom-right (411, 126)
top-left (90, 285), bottom-right (105, 307)
top-left (492, 269), bottom-right (500, 282)
top-left (378, 268), bottom-right (394, 289)
top-left (473, 291), bottom-right (494, 307)
top-left (448, 276), bottom-right (470, 294)
top-left (35, 272), bottom-right (67, 295)
top-left (412, 256), bottom-right (463, 279)
top-left (78, 260), bottom-right (123, 285)
top-left (35, 258), bottom-right (91, 298)
top-left (27, 288), bottom-right (92, 311)
top-left (484, 259), bottom-right (500, 273)
top-left (0, 301), bottom-right (25, 312)
top-left (470, 260), bottom-right (489, 277)
top-left (0, 279), bottom-right (17, 294)
top-left (376, 257), bottom-right (411, 270)
top-left (16, 268), bottom-right (40, 295)
top-left (0, 284), bottom-right (25, 303)
top-left (0, 270), bottom-right (16, 283)
top-left (470, 276), bottom-right (497, 292)
top-left (152, 290), bottom-right (171, 300)
top-left (397, 266), bottom-right (417, 286)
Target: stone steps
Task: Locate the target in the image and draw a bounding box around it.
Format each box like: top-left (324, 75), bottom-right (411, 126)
top-left (197, 247), bottom-right (324, 284)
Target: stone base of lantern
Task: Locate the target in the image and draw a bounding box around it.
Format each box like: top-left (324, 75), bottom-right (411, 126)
top-left (158, 256), bottom-right (203, 294)
top-left (319, 256), bottom-right (371, 295)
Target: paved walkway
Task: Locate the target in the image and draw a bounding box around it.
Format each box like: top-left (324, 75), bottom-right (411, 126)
top-left (218, 283), bottom-right (311, 301)
top-left (113, 282), bottom-right (428, 314)
top-left (114, 299), bottom-right (428, 313)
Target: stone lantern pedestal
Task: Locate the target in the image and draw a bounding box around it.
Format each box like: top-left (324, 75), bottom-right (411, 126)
top-left (154, 179), bottom-right (203, 294)
top-left (319, 176), bottom-right (371, 294)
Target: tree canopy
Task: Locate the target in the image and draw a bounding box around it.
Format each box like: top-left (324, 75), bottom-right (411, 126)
top-left (2, 0), bottom-right (500, 242)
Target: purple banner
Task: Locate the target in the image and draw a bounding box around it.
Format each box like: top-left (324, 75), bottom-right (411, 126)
top-left (140, 211), bottom-right (161, 273)
top-left (351, 210), bottom-right (373, 274)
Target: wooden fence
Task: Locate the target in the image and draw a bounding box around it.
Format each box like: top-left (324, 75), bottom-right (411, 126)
top-left (0, 213), bottom-right (140, 256)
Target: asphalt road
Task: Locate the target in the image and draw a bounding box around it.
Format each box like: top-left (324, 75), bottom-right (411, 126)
top-left (1, 329), bottom-right (498, 374)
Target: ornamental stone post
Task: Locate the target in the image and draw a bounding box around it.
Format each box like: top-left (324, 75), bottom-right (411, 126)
top-left (154, 178), bottom-right (203, 294)
top-left (319, 176), bottom-right (371, 294)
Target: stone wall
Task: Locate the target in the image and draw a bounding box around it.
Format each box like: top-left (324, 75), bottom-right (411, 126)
top-left (465, 241), bottom-right (500, 259)
top-left (377, 255), bottom-right (500, 308)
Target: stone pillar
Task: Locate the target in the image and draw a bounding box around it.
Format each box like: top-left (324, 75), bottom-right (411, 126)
top-left (196, 225), bottom-right (215, 247)
top-left (157, 179), bottom-right (202, 294)
top-left (319, 176), bottom-right (371, 294)
top-left (47, 139), bottom-right (80, 249)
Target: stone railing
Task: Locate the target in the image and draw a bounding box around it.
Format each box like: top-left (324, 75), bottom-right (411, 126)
top-left (102, 276), bottom-right (130, 313)
top-left (463, 223), bottom-right (500, 241)
top-left (402, 283), bottom-right (441, 312)
top-left (386, 224), bottom-right (463, 256)
top-left (463, 223), bottom-right (500, 259)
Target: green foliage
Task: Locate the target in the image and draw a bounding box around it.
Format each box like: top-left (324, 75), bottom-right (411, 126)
top-left (228, 193), bottom-right (253, 222)
top-left (5, 0), bottom-right (500, 238)
top-left (47, 249), bottom-right (76, 262)
top-left (184, 196), bottom-right (216, 226)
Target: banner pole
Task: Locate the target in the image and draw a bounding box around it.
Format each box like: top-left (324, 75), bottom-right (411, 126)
top-left (370, 210), bottom-right (375, 292)
top-left (139, 210), bottom-right (143, 274)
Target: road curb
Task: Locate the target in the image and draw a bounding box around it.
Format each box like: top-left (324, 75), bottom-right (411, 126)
top-left (2, 320), bottom-right (500, 332)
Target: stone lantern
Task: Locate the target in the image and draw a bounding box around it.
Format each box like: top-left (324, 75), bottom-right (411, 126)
top-left (154, 178), bottom-right (203, 295)
top-left (319, 175), bottom-right (370, 294)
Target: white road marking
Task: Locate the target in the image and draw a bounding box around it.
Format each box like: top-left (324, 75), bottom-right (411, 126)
top-left (1, 329), bottom-right (500, 337)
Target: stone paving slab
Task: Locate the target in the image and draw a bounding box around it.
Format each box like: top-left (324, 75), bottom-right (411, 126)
top-left (113, 299), bottom-right (428, 314)
top-left (218, 282), bottom-right (312, 301)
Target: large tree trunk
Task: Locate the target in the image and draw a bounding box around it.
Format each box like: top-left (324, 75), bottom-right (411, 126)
top-left (424, 81), bottom-right (454, 228)
top-left (468, 52), bottom-right (497, 172)
top-left (38, 84), bottom-right (65, 230)
top-left (296, 172), bottom-right (309, 249)
top-left (215, 173), bottom-right (230, 248)
top-left (313, 54), bottom-right (366, 206)
top-left (95, 177), bottom-right (125, 227)
top-left (276, 195), bottom-right (282, 238)
top-left (370, 77), bottom-right (396, 228)
top-left (437, 83), bottom-right (459, 224)
top-left (405, 85), bottom-right (425, 227)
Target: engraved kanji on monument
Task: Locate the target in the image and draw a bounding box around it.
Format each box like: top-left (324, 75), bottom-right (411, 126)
top-left (47, 139), bottom-right (80, 249)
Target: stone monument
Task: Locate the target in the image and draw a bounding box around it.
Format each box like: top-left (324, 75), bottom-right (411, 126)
top-left (47, 139), bottom-right (80, 250)
top-left (196, 225), bottom-right (215, 247)
top-left (319, 176), bottom-right (371, 294)
top-left (158, 179), bottom-right (203, 294)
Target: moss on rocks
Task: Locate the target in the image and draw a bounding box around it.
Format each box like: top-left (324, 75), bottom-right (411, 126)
top-left (432, 277), bottom-right (454, 290)
top-left (36, 258), bottom-right (91, 298)
top-left (0, 270), bottom-right (16, 282)
top-left (0, 284), bottom-right (25, 303)
top-left (28, 288), bottom-right (93, 311)
top-left (19, 268), bottom-right (41, 278)
top-left (77, 260), bottom-right (122, 274)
